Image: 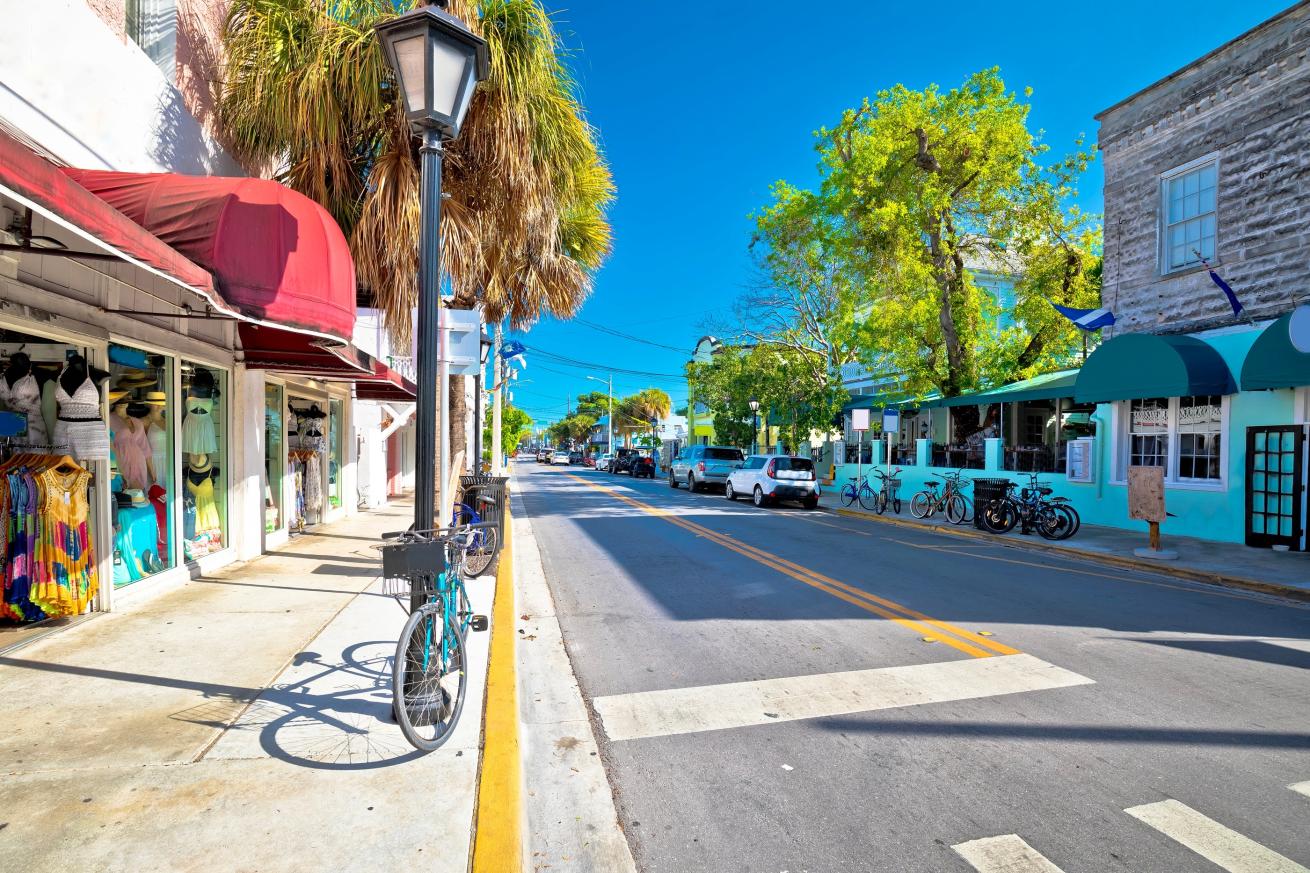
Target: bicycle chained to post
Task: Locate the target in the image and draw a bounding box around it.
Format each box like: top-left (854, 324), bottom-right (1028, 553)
top-left (378, 509), bottom-right (499, 752)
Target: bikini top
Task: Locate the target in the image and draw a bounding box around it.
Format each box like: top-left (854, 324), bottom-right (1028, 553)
top-left (0, 372), bottom-right (41, 412)
top-left (56, 376), bottom-right (101, 420)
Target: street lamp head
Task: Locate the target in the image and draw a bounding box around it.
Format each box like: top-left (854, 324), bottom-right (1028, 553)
top-left (375, 2), bottom-right (489, 140)
top-left (479, 330), bottom-right (493, 365)
top-left (748, 397), bottom-right (760, 413)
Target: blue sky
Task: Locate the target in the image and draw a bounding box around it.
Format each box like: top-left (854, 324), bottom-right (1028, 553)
top-left (507, 0), bottom-right (1290, 428)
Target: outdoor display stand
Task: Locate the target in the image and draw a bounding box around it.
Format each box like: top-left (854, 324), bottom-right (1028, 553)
top-left (1129, 466), bottom-right (1178, 560)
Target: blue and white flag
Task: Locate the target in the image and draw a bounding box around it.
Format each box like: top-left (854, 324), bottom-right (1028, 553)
top-left (1049, 300), bottom-right (1116, 331)
top-left (499, 339), bottom-right (527, 369)
top-left (1194, 251), bottom-right (1243, 317)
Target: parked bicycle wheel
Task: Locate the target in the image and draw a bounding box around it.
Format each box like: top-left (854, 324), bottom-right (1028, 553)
top-left (465, 526), bottom-right (499, 576)
top-left (979, 498), bottom-right (1018, 534)
top-left (873, 489), bottom-right (888, 515)
top-left (393, 604), bottom-right (467, 752)
top-left (909, 491), bottom-right (934, 519)
top-left (857, 483), bottom-right (879, 512)
top-left (840, 483), bottom-right (858, 507)
top-left (1042, 503), bottom-right (1080, 541)
top-left (945, 494), bottom-right (971, 525)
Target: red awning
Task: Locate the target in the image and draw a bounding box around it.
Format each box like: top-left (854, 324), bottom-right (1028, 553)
top-left (0, 126), bottom-right (218, 301)
top-left (239, 322), bottom-right (416, 400)
top-left (356, 359), bottom-right (419, 401)
top-left (61, 169), bottom-right (356, 344)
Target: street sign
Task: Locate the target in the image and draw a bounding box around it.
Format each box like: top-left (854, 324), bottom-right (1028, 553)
top-left (851, 408), bottom-right (870, 431)
top-left (882, 407), bottom-right (899, 434)
top-left (442, 307), bottom-right (483, 376)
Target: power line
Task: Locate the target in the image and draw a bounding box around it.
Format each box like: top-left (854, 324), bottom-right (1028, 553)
top-left (519, 343), bottom-right (685, 380)
top-left (571, 317), bottom-right (688, 353)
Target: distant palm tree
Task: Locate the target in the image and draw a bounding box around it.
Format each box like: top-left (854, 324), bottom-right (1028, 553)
top-left (218, 0), bottom-right (612, 463)
top-left (617, 388), bottom-right (671, 443)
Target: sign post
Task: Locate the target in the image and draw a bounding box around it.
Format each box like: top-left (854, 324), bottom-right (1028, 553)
top-left (882, 407), bottom-right (899, 481)
top-left (1128, 466), bottom-right (1177, 560)
top-left (852, 408), bottom-right (870, 482)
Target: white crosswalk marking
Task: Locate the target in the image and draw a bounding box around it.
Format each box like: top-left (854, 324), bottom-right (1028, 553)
top-left (591, 653), bottom-right (1093, 741)
top-left (952, 834), bottom-right (1066, 872)
top-left (1291, 781), bottom-right (1310, 800)
top-left (1126, 799), bottom-right (1310, 873)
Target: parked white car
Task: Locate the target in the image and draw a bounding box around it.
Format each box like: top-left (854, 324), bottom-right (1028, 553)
top-left (550, 450), bottom-right (571, 465)
top-left (725, 454), bottom-right (820, 509)
top-left (595, 452), bottom-right (615, 471)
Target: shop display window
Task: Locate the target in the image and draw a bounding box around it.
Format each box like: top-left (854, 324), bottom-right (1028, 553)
top-left (329, 398), bottom-right (343, 510)
top-left (108, 343), bottom-right (175, 586)
top-left (288, 397), bottom-right (327, 530)
top-left (182, 362), bottom-right (227, 559)
top-left (265, 383), bottom-right (283, 532)
top-left (1, 328), bottom-right (102, 622)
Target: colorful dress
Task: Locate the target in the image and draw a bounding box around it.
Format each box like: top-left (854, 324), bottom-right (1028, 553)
top-left (31, 465), bottom-right (97, 616)
top-left (111, 416), bottom-right (151, 491)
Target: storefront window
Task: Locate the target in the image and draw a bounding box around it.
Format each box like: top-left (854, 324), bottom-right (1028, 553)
top-left (1, 328), bottom-right (102, 621)
top-left (108, 344), bottom-right (175, 585)
top-left (181, 362), bottom-right (226, 559)
top-left (1177, 395), bottom-right (1222, 481)
top-left (329, 398), bottom-right (343, 510)
top-left (1129, 398), bottom-right (1169, 469)
top-left (288, 397), bottom-right (327, 529)
top-left (265, 384), bottom-right (283, 532)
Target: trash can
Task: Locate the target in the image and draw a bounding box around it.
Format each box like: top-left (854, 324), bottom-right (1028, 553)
top-left (459, 474), bottom-right (508, 537)
top-left (971, 477), bottom-right (1012, 530)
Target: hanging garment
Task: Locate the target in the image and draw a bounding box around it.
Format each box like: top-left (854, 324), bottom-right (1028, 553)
top-left (32, 463), bottom-right (98, 614)
top-left (148, 422), bottom-right (169, 486)
top-left (0, 372), bottom-right (51, 445)
top-left (54, 377), bottom-right (109, 460)
top-left (304, 452), bottom-right (323, 517)
top-left (181, 396), bottom-right (218, 455)
top-left (1, 469), bottom-right (43, 622)
top-left (111, 415), bottom-right (151, 491)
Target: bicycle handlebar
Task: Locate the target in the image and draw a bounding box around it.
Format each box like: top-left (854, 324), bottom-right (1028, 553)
top-left (381, 521), bottom-right (497, 541)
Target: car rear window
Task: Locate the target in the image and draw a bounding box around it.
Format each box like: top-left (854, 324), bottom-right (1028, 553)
top-left (773, 457), bottom-right (813, 471)
top-left (705, 448), bottom-right (744, 461)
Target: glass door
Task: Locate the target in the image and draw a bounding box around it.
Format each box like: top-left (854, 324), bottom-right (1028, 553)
top-left (264, 383), bottom-right (284, 532)
top-left (1245, 425), bottom-right (1304, 549)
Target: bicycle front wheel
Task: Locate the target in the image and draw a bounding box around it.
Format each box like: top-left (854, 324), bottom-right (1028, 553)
top-left (909, 491), bottom-right (933, 519)
top-left (857, 484), bottom-right (878, 511)
top-left (840, 484), bottom-right (858, 507)
top-left (393, 603), bottom-right (467, 752)
top-left (945, 494), bottom-right (972, 525)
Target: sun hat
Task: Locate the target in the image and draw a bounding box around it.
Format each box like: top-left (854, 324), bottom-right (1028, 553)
top-left (127, 488), bottom-right (148, 507)
top-left (189, 454), bottom-right (211, 473)
top-left (144, 390), bottom-right (167, 407)
top-left (114, 368), bottom-right (157, 389)
top-left (108, 389), bottom-right (129, 404)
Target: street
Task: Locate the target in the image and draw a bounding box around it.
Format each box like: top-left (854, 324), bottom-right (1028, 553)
top-left (513, 461), bottom-right (1310, 872)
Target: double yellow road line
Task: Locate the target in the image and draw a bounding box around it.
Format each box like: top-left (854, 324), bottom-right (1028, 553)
top-left (565, 474), bottom-right (1019, 660)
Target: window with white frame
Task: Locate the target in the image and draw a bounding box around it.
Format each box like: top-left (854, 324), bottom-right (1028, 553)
top-left (1176, 394), bottom-right (1222, 480)
top-left (1161, 159), bottom-right (1217, 273)
top-left (127, 0), bottom-right (177, 82)
top-left (1121, 394), bottom-right (1226, 485)
top-left (1129, 397), bottom-right (1169, 468)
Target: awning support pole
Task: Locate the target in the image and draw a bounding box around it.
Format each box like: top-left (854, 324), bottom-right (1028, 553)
top-left (415, 129), bottom-right (446, 533)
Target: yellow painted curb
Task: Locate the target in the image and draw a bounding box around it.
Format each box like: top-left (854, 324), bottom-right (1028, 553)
top-left (832, 507), bottom-right (1310, 603)
top-left (472, 503), bottom-right (522, 872)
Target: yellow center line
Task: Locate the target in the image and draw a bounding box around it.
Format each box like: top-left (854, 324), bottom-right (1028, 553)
top-left (563, 473), bottom-right (1017, 659)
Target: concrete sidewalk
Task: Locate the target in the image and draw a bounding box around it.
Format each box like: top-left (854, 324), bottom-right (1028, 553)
top-left (0, 499), bottom-right (495, 873)
top-left (832, 496), bottom-right (1310, 600)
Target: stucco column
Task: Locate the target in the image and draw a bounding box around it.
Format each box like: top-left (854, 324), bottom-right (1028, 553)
top-left (984, 437), bottom-right (1004, 472)
top-left (915, 438), bottom-right (932, 468)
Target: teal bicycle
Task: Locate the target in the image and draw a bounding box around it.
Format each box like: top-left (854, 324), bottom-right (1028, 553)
top-left (380, 521), bottom-right (493, 751)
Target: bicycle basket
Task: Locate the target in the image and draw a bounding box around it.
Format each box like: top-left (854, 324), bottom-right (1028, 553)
top-left (381, 539), bottom-right (448, 580)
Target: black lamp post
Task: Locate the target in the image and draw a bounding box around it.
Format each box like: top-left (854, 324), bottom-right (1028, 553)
top-left (748, 397), bottom-right (760, 455)
top-left (375, 1), bottom-right (488, 532)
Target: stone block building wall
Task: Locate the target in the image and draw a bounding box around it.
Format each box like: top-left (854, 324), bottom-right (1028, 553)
top-left (1097, 1), bottom-right (1310, 337)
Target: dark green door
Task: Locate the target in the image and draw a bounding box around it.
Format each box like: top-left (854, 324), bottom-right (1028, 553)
top-left (1245, 425), bottom-right (1305, 549)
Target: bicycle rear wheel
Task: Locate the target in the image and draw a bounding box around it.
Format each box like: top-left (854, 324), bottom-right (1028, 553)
top-left (909, 491), bottom-right (933, 519)
top-left (945, 494), bottom-right (971, 525)
top-left (393, 603), bottom-right (467, 752)
top-left (465, 526), bottom-right (499, 577)
top-left (873, 488), bottom-right (888, 515)
top-left (1041, 503), bottom-right (1080, 540)
top-left (840, 484), bottom-right (858, 507)
top-left (980, 499), bottom-right (1018, 534)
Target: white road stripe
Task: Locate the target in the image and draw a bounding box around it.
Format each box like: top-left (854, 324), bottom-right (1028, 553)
top-left (953, 835), bottom-right (1066, 872)
top-left (1125, 799), bottom-right (1309, 873)
top-left (592, 653), bottom-right (1093, 742)
top-left (1291, 781), bottom-right (1310, 800)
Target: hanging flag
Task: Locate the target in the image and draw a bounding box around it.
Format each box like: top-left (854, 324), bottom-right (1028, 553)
top-left (1049, 300), bottom-right (1116, 331)
top-left (1193, 250), bottom-right (1243, 317)
top-left (499, 339), bottom-right (527, 369)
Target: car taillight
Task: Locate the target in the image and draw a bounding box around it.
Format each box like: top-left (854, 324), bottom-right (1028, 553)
top-left (696, 462), bottom-right (705, 473)
top-left (766, 459), bottom-right (777, 478)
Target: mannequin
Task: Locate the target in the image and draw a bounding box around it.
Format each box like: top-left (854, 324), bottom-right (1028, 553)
top-left (185, 453), bottom-right (222, 554)
top-left (181, 369), bottom-right (218, 455)
top-left (55, 356), bottom-right (111, 460)
top-left (0, 351), bottom-right (53, 444)
top-left (110, 400), bottom-right (151, 491)
top-left (143, 391), bottom-right (168, 486)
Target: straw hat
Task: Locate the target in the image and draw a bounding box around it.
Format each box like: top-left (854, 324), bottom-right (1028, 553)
top-left (114, 368), bottom-right (156, 389)
top-left (189, 454), bottom-right (211, 473)
top-left (108, 389), bottom-right (130, 404)
top-left (144, 390), bottom-right (167, 407)
top-left (127, 489), bottom-right (148, 507)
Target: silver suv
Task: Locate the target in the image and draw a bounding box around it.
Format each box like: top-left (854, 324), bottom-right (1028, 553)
top-left (669, 445), bottom-right (745, 492)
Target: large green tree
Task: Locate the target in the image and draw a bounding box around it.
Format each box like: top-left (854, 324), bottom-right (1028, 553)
top-left (484, 403), bottom-right (531, 460)
top-left (756, 68), bottom-right (1099, 405)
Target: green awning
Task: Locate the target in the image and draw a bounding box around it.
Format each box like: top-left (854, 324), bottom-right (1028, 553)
top-left (842, 392), bottom-right (940, 413)
top-left (932, 369), bottom-right (1080, 408)
top-left (1075, 333), bottom-right (1235, 403)
top-left (1241, 313), bottom-right (1310, 390)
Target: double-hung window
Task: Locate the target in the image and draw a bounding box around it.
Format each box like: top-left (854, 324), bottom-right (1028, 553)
top-left (1161, 158), bottom-right (1218, 273)
top-left (1122, 395), bottom-right (1226, 486)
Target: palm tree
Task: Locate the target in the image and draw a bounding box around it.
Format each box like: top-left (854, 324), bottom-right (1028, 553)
top-left (616, 388), bottom-right (671, 445)
top-left (218, 0), bottom-right (612, 465)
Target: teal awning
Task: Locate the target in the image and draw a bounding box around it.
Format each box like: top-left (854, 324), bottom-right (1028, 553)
top-left (842, 392), bottom-right (939, 413)
top-left (1241, 313), bottom-right (1310, 390)
top-left (1075, 334), bottom-right (1235, 403)
top-left (932, 369), bottom-right (1080, 408)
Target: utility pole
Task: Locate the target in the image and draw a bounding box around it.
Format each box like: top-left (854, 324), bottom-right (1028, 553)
top-left (491, 322), bottom-right (504, 475)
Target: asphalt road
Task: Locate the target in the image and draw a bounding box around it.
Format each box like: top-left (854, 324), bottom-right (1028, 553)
top-left (513, 460), bottom-right (1310, 873)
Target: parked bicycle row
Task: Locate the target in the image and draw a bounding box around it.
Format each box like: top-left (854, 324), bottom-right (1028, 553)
top-left (839, 467), bottom-right (1082, 540)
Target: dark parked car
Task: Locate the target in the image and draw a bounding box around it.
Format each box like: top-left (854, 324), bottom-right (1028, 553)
top-left (569, 451), bottom-right (584, 465)
top-left (611, 447), bottom-right (638, 475)
top-left (629, 453), bottom-right (656, 478)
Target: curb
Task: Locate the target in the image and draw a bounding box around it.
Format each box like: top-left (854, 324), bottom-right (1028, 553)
top-left (471, 503), bottom-right (523, 873)
top-left (831, 507), bottom-right (1310, 604)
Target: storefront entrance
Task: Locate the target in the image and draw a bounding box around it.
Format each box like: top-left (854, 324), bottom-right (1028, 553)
top-left (1245, 425), bottom-right (1306, 550)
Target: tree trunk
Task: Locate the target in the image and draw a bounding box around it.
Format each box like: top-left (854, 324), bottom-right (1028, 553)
top-left (449, 373), bottom-right (468, 475)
